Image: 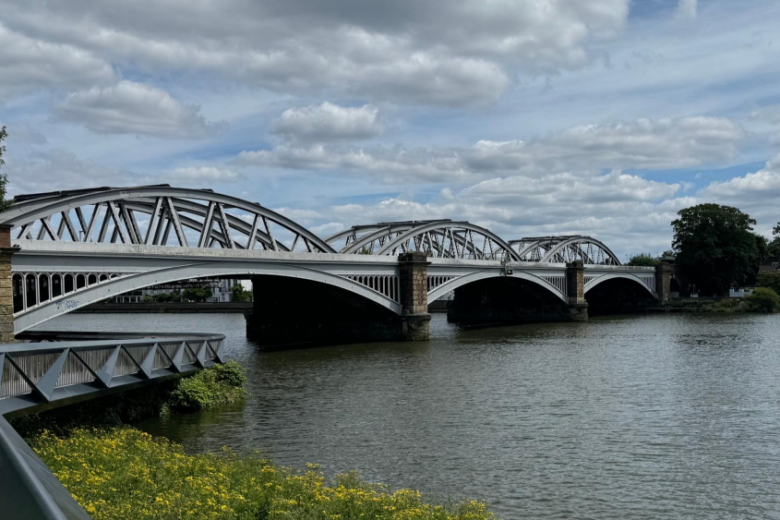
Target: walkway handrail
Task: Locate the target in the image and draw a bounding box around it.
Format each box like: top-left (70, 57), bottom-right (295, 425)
top-left (0, 332), bottom-right (226, 520)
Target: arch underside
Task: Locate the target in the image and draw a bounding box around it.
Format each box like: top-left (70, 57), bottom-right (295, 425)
top-left (427, 270), bottom-right (567, 304)
top-left (326, 220), bottom-right (520, 261)
top-left (1, 185), bottom-right (334, 253)
top-left (510, 236), bottom-right (621, 265)
top-left (584, 273), bottom-right (657, 298)
top-left (13, 262), bottom-right (402, 333)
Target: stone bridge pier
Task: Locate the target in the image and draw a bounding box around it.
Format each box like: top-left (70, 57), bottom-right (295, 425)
top-left (566, 260), bottom-right (589, 321)
top-left (0, 225), bottom-right (19, 343)
top-left (246, 252), bottom-right (430, 347)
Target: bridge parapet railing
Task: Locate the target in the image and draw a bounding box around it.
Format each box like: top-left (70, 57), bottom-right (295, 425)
top-left (0, 331), bottom-right (226, 520)
top-left (0, 332), bottom-right (225, 415)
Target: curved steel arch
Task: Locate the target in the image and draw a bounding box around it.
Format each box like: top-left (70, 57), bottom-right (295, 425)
top-left (1, 185), bottom-right (335, 253)
top-left (509, 235), bottom-right (621, 265)
top-left (583, 273), bottom-right (657, 298)
top-left (14, 261), bottom-right (402, 333)
top-left (427, 271), bottom-right (567, 304)
top-left (326, 220), bottom-right (520, 261)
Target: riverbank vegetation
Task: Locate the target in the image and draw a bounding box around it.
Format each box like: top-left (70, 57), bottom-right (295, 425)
top-left (702, 287), bottom-right (780, 313)
top-left (11, 361), bottom-right (247, 438)
top-left (31, 427), bottom-right (493, 520)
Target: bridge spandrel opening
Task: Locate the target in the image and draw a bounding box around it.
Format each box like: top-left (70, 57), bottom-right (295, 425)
top-left (585, 277), bottom-right (658, 316)
top-left (247, 275), bottom-right (410, 347)
top-left (446, 276), bottom-right (573, 327)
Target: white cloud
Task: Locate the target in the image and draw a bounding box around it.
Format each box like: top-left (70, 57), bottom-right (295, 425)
top-left (273, 103), bottom-right (383, 144)
top-left (675, 0), bottom-right (697, 19)
top-left (2, 149), bottom-right (132, 195)
top-left (1, 0), bottom-right (629, 106)
top-left (0, 23), bottom-right (115, 99)
top-left (752, 105), bottom-right (780, 125)
top-left (700, 154), bottom-right (780, 202)
top-left (168, 166), bottom-right (241, 182)
top-left (55, 81), bottom-right (219, 138)
top-left (238, 117), bottom-right (744, 182)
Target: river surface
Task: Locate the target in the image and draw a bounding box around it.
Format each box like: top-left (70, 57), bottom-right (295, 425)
top-left (39, 313), bottom-right (780, 519)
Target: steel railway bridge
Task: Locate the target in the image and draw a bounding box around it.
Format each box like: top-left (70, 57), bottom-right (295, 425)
top-left (0, 185), bottom-right (672, 519)
top-left (0, 185), bottom-right (667, 342)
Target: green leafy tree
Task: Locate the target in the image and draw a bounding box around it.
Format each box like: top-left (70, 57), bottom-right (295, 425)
top-left (0, 126), bottom-right (9, 211)
top-left (672, 203), bottom-right (761, 296)
top-left (183, 287), bottom-right (212, 302)
top-left (768, 222), bottom-right (780, 258)
top-left (757, 272), bottom-right (780, 294)
top-left (230, 283), bottom-right (252, 302)
top-left (627, 253), bottom-right (660, 267)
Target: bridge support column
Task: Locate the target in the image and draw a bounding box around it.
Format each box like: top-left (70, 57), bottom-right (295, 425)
top-left (655, 262), bottom-right (673, 302)
top-left (566, 261), bottom-right (588, 322)
top-left (0, 225), bottom-right (19, 343)
top-left (398, 252), bottom-right (431, 341)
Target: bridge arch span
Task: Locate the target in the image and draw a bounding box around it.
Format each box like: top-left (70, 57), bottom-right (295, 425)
top-left (1, 185), bottom-right (334, 253)
top-left (583, 273), bottom-right (657, 298)
top-left (14, 261), bottom-right (402, 333)
top-left (326, 220), bottom-right (520, 261)
top-left (427, 271), bottom-right (567, 305)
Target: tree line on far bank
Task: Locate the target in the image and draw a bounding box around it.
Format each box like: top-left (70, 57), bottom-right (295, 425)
top-left (628, 203), bottom-right (780, 306)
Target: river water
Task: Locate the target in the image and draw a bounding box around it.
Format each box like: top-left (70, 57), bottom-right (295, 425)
top-left (39, 313), bottom-right (780, 519)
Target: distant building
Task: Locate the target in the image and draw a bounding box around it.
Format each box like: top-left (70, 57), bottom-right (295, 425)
top-left (114, 278), bottom-right (250, 303)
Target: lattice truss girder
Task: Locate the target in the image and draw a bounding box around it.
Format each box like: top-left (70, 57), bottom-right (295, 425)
top-left (1, 186), bottom-right (334, 253)
top-left (325, 220), bottom-right (521, 261)
top-left (0, 338), bottom-right (223, 403)
top-left (509, 236), bottom-right (622, 266)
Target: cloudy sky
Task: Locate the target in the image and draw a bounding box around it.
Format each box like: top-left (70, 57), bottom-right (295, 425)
top-left (1, 0), bottom-right (779, 258)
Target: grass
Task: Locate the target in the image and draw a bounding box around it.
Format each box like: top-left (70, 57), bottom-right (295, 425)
top-left (31, 427), bottom-right (495, 520)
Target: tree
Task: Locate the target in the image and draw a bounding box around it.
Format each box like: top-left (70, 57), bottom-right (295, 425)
top-left (672, 203), bottom-right (760, 296)
top-left (627, 253), bottom-right (660, 267)
top-left (768, 222), bottom-right (780, 258)
top-left (0, 126), bottom-right (9, 211)
top-left (183, 287), bottom-right (212, 302)
top-left (757, 272), bottom-right (780, 295)
top-left (230, 283), bottom-right (252, 302)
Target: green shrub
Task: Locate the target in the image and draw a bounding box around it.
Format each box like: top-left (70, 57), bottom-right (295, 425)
top-left (757, 272), bottom-right (780, 295)
top-left (31, 427), bottom-right (495, 520)
top-left (745, 287), bottom-right (780, 313)
top-left (703, 299), bottom-right (746, 313)
top-left (171, 360), bottom-right (247, 411)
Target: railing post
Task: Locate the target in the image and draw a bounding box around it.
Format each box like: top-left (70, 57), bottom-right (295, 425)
top-left (398, 252), bottom-right (431, 340)
top-left (566, 260), bottom-right (588, 322)
top-left (0, 225), bottom-right (20, 343)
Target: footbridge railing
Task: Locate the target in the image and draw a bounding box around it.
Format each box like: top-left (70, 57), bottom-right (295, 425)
top-left (0, 332), bottom-right (226, 520)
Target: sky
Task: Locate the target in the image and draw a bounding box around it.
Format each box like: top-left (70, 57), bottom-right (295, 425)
top-left (1, 0), bottom-right (779, 259)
